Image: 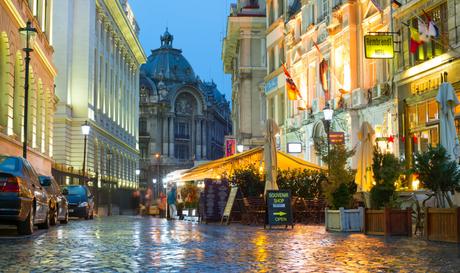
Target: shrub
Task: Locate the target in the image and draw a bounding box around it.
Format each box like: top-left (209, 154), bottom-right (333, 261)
top-left (413, 145), bottom-right (460, 208)
top-left (370, 147), bottom-right (402, 209)
top-left (231, 164), bottom-right (264, 197)
top-left (277, 168), bottom-right (326, 199)
top-left (181, 183), bottom-right (199, 208)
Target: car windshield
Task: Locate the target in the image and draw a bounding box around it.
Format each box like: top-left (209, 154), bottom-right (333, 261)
top-left (65, 186), bottom-right (86, 196)
top-left (0, 156), bottom-right (19, 173)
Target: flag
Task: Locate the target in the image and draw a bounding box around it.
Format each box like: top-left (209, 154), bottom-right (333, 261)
top-left (370, 0), bottom-right (383, 12)
top-left (410, 26), bottom-right (422, 53)
top-left (391, 0), bottom-right (402, 9)
top-left (319, 59), bottom-right (329, 100)
top-left (418, 20), bottom-right (430, 43)
top-left (282, 64), bottom-right (301, 101)
top-left (423, 10), bottom-right (440, 38)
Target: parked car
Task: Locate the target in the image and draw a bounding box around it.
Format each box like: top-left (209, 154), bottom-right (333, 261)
top-left (39, 176), bottom-right (69, 225)
top-left (63, 185), bottom-right (94, 220)
top-left (0, 156), bottom-right (50, 235)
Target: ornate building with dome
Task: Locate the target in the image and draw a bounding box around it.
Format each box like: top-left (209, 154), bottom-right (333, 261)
top-left (139, 30), bottom-right (232, 189)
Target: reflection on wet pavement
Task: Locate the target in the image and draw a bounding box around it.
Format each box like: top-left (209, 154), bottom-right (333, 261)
top-left (0, 216), bottom-right (459, 272)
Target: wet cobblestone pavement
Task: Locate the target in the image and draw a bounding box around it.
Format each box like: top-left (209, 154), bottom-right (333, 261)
top-left (0, 216), bottom-right (459, 272)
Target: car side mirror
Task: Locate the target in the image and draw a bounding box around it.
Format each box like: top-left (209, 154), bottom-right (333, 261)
top-left (62, 188), bottom-right (69, 195)
top-left (40, 178), bottom-right (52, 187)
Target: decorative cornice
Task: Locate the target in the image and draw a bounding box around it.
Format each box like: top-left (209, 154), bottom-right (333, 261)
top-left (99, 0), bottom-right (146, 65)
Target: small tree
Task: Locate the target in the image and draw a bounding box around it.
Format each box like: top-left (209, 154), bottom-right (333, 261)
top-left (315, 142), bottom-right (356, 209)
top-left (413, 145), bottom-right (460, 208)
top-left (370, 147), bottom-right (402, 209)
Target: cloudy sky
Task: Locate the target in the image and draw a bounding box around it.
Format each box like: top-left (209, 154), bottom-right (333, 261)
top-left (129, 0), bottom-right (233, 99)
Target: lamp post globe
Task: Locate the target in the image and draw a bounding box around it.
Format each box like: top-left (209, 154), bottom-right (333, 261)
top-left (19, 21), bottom-right (37, 159)
top-left (81, 121), bottom-right (90, 185)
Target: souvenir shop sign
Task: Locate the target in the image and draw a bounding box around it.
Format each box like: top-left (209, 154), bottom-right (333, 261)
top-left (364, 35), bottom-right (394, 59)
top-left (266, 190), bottom-right (293, 229)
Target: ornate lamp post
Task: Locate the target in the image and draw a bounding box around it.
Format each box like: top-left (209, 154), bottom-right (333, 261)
top-left (323, 103), bottom-right (334, 176)
top-left (19, 21), bottom-right (37, 159)
top-left (107, 150), bottom-right (112, 216)
top-left (81, 121), bottom-right (91, 185)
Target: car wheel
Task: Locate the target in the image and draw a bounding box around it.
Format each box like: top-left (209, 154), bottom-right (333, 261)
top-left (38, 209), bottom-right (50, 229)
top-left (60, 211), bottom-right (69, 224)
top-left (17, 205), bottom-right (34, 235)
top-left (50, 206), bottom-right (58, 226)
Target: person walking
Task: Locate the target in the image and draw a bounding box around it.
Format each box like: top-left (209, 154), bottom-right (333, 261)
top-left (158, 192), bottom-right (166, 218)
top-left (167, 185), bottom-right (177, 219)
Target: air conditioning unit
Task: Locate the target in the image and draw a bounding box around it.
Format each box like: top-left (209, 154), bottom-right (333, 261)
top-left (351, 88), bottom-right (366, 108)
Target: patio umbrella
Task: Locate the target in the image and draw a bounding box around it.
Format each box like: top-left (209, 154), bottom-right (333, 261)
top-left (264, 119), bottom-right (279, 195)
top-left (355, 121), bottom-right (375, 192)
top-left (436, 82), bottom-right (460, 161)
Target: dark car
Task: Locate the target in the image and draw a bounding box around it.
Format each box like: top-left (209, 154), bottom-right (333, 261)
top-left (0, 156), bottom-right (50, 235)
top-left (63, 185), bottom-right (94, 220)
top-left (39, 176), bottom-right (69, 225)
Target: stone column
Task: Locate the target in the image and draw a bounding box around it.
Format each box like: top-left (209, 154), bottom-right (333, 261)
top-left (169, 116), bottom-right (174, 157)
top-left (196, 117), bottom-right (202, 160)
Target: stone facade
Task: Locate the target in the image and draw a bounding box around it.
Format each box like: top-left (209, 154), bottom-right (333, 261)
top-left (222, 0), bottom-right (267, 149)
top-left (51, 0), bottom-right (146, 190)
top-left (139, 30), bottom-right (232, 190)
top-left (0, 0), bottom-right (57, 175)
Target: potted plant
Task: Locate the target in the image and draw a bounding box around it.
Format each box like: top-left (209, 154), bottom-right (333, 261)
top-left (413, 145), bottom-right (460, 242)
top-left (315, 142), bottom-right (362, 232)
top-left (365, 147), bottom-right (412, 236)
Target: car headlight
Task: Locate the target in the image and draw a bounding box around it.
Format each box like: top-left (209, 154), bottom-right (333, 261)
top-left (78, 202), bottom-right (89, 208)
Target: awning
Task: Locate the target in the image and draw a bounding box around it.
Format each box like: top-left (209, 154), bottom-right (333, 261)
top-left (180, 147), bottom-right (325, 182)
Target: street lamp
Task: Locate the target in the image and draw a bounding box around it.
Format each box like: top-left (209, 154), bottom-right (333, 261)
top-left (135, 169), bottom-right (141, 176)
top-left (107, 150), bottom-right (113, 216)
top-left (19, 21), bottom-right (37, 159)
top-left (155, 153), bottom-right (160, 199)
top-left (323, 103), bottom-right (334, 176)
top-left (81, 121), bottom-right (90, 185)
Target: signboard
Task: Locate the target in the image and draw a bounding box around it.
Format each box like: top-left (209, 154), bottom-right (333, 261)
top-left (329, 132), bottom-right (345, 145)
top-left (364, 35), bottom-right (394, 59)
top-left (225, 137), bottom-right (236, 157)
top-left (202, 179), bottom-right (229, 223)
top-left (265, 76), bottom-right (278, 94)
top-left (266, 190), bottom-right (293, 229)
top-left (287, 142), bottom-right (302, 153)
top-left (221, 186), bottom-right (238, 225)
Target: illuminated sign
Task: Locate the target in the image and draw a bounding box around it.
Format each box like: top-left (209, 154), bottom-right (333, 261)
top-left (364, 35), bottom-right (394, 59)
top-left (329, 132), bottom-right (345, 145)
top-left (225, 138), bottom-right (236, 157)
top-left (266, 190), bottom-right (293, 229)
top-left (287, 142), bottom-right (302, 153)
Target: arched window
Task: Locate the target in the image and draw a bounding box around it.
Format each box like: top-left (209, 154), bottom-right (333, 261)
top-left (13, 52), bottom-right (24, 139)
top-left (37, 79), bottom-right (45, 152)
top-left (0, 32), bottom-right (12, 133)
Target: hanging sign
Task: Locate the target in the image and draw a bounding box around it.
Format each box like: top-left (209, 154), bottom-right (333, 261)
top-left (364, 35), bottom-right (394, 59)
top-left (266, 190), bottom-right (293, 229)
top-left (328, 132), bottom-right (345, 145)
top-left (225, 137), bottom-right (236, 157)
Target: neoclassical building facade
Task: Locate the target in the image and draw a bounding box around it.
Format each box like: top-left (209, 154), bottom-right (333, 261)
top-left (52, 0), bottom-right (146, 191)
top-left (0, 0), bottom-right (57, 175)
top-left (139, 30), bottom-right (232, 189)
top-left (222, 0), bottom-right (267, 149)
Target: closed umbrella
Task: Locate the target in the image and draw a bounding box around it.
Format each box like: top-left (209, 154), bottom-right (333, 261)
top-left (436, 82), bottom-right (460, 161)
top-left (355, 121), bottom-right (375, 192)
top-left (264, 119), bottom-right (279, 195)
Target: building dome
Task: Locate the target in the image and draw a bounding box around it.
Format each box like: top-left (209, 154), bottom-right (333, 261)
top-left (141, 29), bottom-right (196, 83)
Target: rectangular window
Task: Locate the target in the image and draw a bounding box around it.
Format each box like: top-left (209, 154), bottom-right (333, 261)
top-left (268, 47), bottom-right (275, 73)
top-left (278, 94), bottom-right (285, 126)
top-left (278, 0), bottom-right (284, 18)
top-left (278, 42), bottom-right (284, 67)
top-left (409, 3), bottom-right (448, 66)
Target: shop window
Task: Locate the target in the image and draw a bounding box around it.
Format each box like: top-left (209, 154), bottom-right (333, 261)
top-left (455, 92), bottom-right (460, 115)
top-left (427, 100), bottom-right (438, 121)
top-left (417, 103), bottom-right (427, 125)
top-left (413, 127), bottom-right (439, 154)
top-left (409, 3), bottom-right (448, 66)
top-left (408, 105), bottom-right (417, 128)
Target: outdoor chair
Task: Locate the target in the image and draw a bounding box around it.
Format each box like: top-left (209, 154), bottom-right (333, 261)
top-left (293, 197), bottom-right (308, 223)
top-left (245, 197), bottom-right (266, 225)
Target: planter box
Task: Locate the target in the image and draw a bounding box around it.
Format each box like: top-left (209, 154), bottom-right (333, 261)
top-left (365, 208), bottom-right (412, 236)
top-left (425, 208), bottom-right (460, 243)
top-left (325, 207), bottom-right (364, 232)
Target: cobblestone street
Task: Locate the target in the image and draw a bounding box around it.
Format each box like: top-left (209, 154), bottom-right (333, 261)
top-left (0, 216), bottom-right (458, 272)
